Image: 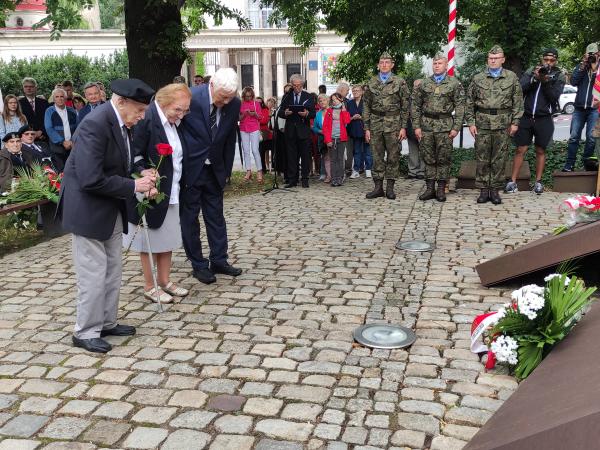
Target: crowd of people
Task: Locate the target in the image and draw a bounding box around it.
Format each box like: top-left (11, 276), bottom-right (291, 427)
top-left (1, 43), bottom-right (599, 353)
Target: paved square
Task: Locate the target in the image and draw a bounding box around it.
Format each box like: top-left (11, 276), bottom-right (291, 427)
top-left (0, 178), bottom-right (562, 448)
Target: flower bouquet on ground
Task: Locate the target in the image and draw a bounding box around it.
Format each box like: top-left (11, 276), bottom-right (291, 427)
top-left (6, 163), bottom-right (62, 204)
top-left (471, 271), bottom-right (596, 380)
top-left (554, 195), bottom-right (600, 235)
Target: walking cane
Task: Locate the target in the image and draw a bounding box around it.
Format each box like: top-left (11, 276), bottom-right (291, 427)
top-left (140, 214), bottom-right (163, 313)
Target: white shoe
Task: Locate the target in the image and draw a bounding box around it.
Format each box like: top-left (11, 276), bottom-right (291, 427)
top-left (365, 170), bottom-right (372, 178)
top-left (350, 171), bottom-right (360, 179)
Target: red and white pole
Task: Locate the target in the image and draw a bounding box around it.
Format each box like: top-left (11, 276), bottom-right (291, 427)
top-left (448, 0), bottom-right (457, 76)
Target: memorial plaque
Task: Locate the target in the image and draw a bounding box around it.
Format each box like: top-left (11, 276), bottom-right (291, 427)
top-left (353, 324), bottom-right (416, 349)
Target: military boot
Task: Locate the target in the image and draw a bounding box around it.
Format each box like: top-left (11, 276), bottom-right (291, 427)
top-left (436, 180), bottom-right (447, 202)
top-left (385, 179), bottom-right (396, 200)
top-left (476, 189), bottom-right (489, 204)
top-left (419, 180), bottom-right (436, 201)
top-left (366, 179), bottom-right (384, 199)
top-left (489, 189), bottom-right (502, 205)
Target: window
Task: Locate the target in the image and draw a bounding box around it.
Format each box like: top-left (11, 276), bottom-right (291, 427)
top-left (247, 0), bottom-right (286, 28)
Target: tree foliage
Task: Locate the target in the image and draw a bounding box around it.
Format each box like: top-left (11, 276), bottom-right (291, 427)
top-left (264, 0), bottom-right (450, 83)
top-left (0, 51), bottom-right (128, 98)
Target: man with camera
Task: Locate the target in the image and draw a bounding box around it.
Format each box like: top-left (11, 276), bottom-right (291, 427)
top-left (506, 48), bottom-right (565, 195)
top-left (562, 43), bottom-right (600, 172)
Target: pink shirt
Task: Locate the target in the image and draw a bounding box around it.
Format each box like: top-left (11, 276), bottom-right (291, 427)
top-left (239, 100), bottom-right (262, 133)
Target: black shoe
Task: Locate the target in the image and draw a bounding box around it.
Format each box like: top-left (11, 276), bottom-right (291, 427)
top-left (100, 324), bottom-right (136, 337)
top-left (284, 183), bottom-right (297, 188)
top-left (72, 336), bottom-right (112, 353)
top-left (301, 180), bottom-right (309, 188)
top-left (193, 268), bottom-right (217, 284)
top-left (211, 263), bottom-right (242, 277)
top-left (477, 189), bottom-right (490, 204)
top-left (561, 166), bottom-right (573, 172)
top-left (489, 189), bottom-right (502, 205)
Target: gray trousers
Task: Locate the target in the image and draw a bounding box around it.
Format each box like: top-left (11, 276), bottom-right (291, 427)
top-left (406, 135), bottom-right (425, 177)
top-left (72, 213), bottom-right (123, 339)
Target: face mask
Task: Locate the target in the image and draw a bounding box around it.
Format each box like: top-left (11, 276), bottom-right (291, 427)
top-left (332, 103), bottom-right (342, 109)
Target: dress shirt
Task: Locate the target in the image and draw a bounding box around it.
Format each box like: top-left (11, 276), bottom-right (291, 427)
top-left (155, 101), bottom-right (183, 205)
top-left (205, 87), bottom-right (221, 165)
top-left (55, 106), bottom-right (71, 141)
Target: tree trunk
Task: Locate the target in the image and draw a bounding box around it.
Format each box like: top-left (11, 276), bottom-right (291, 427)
top-left (503, 0), bottom-right (531, 76)
top-left (124, 0), bottom-right (187, 90)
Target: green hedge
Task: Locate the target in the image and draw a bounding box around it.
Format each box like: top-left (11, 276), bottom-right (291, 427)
top-left (400, 140), bottom-right (589, 188)
top-left (0, 50), bottom-right (129, 99)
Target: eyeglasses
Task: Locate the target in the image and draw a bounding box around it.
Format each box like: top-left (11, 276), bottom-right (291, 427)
top-left (543, 57), bottom-right (556, 62)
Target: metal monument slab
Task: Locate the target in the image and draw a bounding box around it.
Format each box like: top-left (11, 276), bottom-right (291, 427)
top-left (395, 240), bottom-right (434, 252)
top-left (353, 324), bottom-right (416, 349)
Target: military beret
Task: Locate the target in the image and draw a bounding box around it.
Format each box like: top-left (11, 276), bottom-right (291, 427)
top-left (379, 52), bottom-right (394, 61)
top-left (488, 45), bottom-right (504, 55)
top-left (110, 79), bottom-right (155, 105)
top-left (543, 48), bottom-right (558, 58)
top-left (17, 124), bottom-right (35, 136)
top-left (2, 132), bottom-right (20, 143)
top-left (586, 43), bottom-right (599, 54)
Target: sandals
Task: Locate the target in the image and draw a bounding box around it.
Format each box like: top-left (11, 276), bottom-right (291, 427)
top-left (161, 281), bottom-right (189, 297)
top-left (243, 170), bottom-right (252, 182)
top-left (144, 287), bottom-right (173, 304)
top-left (257, 171), bottom-right (264, 184)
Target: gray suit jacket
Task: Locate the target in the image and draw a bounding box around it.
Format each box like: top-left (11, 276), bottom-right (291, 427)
top-left (57, 102), bottom-right (135, 240)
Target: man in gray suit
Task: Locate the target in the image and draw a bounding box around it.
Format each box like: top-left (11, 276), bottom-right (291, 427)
top-left (58, 79), bottom-right (156, 353)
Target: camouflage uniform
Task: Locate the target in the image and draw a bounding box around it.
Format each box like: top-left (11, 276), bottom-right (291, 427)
top-left (466, 64), bottom-right (523, 190)
top-left (363, 72), bottom-right (410, 181)
top-left (412, 75), bottom-right (465, 181)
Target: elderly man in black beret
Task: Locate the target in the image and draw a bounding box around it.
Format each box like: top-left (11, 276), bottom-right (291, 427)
top-left (0, 131), bottom-right (35, 192)
top-left (57, 78), bottom-right (157, 353)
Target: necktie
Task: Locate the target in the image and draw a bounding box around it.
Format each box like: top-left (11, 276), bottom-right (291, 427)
top-left (295, 94), bottom-right (299, 105)
top-left (121, 125), bottom-right (132, 172)
top-left (210, 104), bottom-right (217, 140)
top-left (30, 99), bottom-right (35, 112)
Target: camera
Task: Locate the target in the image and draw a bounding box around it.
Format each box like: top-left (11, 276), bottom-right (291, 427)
top-left (535, 64), bottom-right (555, 80)
top-left (587, 53), bottom-right (597, 66)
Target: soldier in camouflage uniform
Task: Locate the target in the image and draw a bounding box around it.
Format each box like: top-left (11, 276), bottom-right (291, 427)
top-left (466, 45), bottom-right (524, 205)
top-left (412, 54), bottom-right (465, 202)
top-left (363, 52), bottom-right (410, 199)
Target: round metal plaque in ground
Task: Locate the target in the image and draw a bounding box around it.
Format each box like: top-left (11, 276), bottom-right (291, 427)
top-left (353, 324), bottom-right (416, 349)
top-left (395, 240), bottom-right (434, 252)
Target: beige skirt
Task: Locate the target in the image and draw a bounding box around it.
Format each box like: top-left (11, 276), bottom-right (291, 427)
top-left (122, 203), bottom-right (182, 253)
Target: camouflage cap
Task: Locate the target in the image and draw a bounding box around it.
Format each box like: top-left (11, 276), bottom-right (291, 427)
top-left (488, 45), bottom-right (504, 55)
top-left (379, 52), bottom-right (394, 61)
top-left (433, 52), bottom-right (447, 61)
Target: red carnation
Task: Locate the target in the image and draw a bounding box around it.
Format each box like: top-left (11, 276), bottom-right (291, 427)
top-left (156, 143), bottom-right (173, 156)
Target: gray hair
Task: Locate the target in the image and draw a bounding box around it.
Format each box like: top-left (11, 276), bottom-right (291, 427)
top-left (22, 77), bottom-right (37, 87)
top-left (337, 82), bottom-right (350, 91)
top-left (289, 73), bottom-right (305, 84)
top-left (51, 88), bottom-right (66, 98)
top-left (83, 82), bottom-right (99, 91)
top-left (211, 68), bottom-right (238, 93)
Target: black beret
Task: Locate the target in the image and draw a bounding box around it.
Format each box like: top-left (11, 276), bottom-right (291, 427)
top-left (543, 48), bottom-right (558, 58)
top-left (110, 78), bottom-right (155, 105)
top-left (17, 124), bottom-right (35, 136)
top-left (2, 132), bottom-right (20, 142)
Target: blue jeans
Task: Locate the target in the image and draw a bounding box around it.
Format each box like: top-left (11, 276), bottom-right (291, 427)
top-left (565, 108), bottom-right (599, 168)
top-left (352, 137), bottom-right (373, 171)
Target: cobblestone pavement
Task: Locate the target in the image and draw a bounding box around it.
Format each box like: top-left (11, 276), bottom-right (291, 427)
top-left (0, 177), bottom-right (564, 449)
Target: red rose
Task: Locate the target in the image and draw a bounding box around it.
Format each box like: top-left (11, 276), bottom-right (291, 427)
top-left (156, 143), bottom-right (173, 156)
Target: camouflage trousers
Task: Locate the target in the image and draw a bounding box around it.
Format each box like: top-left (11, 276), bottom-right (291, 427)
top-left (371, 130), bottom-right (401, 180)
top-left (421, 131), bottom-right (453, 180)
top-left (475, 129), bottom-right (511, 189)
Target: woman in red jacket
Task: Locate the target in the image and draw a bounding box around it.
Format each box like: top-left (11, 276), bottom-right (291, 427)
top-left (322, 93), bottom-right (351, 186)
top-left (257, 96), bottom-right (273, 174)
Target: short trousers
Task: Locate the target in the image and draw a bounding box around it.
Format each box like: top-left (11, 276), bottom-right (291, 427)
top-left (513, 115), bottom-right (554, 150)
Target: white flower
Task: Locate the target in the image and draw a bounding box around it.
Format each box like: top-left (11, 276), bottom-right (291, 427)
top-left (491, 335), bottom-right (518, 365)
top-left (511, 284), bottom-right (545, 320)
top-left (544, 273), bottom-right (571, 286)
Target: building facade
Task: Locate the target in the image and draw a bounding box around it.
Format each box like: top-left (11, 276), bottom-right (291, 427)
top-left (1, 0), bottom-right (349, 95)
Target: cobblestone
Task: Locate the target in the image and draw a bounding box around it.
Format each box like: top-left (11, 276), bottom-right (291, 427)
top-left (0, 178), bottom-right (555, 448)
